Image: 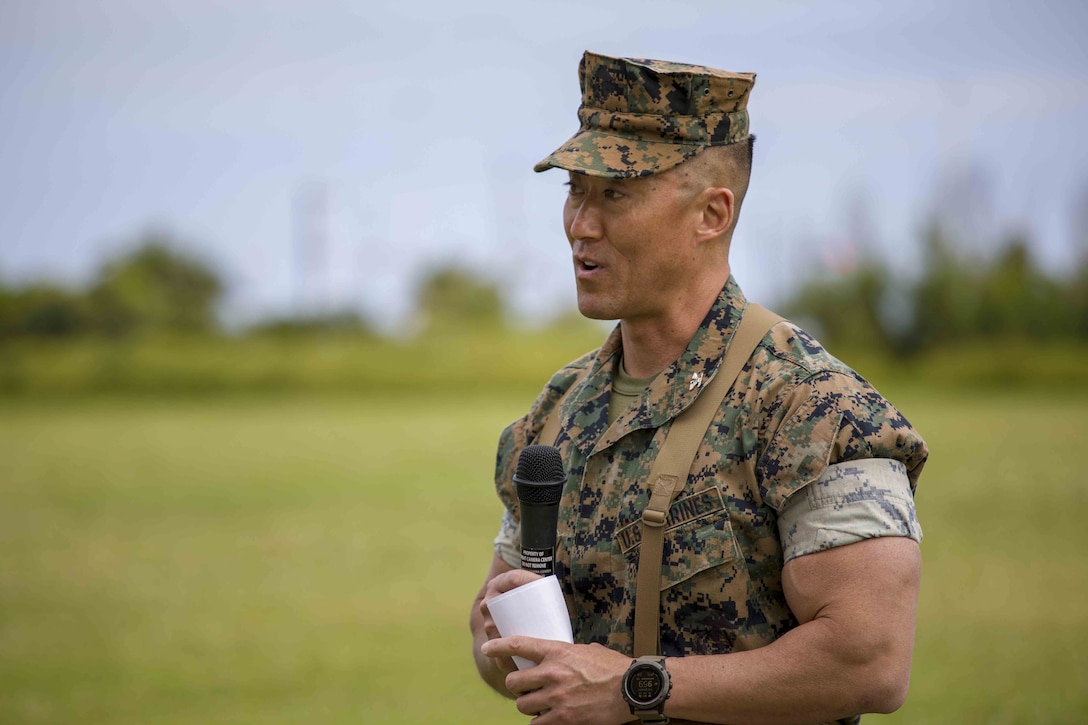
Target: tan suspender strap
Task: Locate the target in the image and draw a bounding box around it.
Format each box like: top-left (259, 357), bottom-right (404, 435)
top-left (633, 303), bottom-right (784, 656)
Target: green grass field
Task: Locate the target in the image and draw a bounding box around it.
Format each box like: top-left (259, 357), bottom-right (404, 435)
top-left (1, 388), bottom-right (1086, 723)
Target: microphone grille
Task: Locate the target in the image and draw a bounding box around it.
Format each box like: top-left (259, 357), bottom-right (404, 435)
top-left (515, 444), bottom-right (565, 483)
top-left (514, 445), bottom-right (566, 504)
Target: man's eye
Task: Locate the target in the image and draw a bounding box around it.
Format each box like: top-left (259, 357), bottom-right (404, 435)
top-left (564, 182), bottom-right (583, 196)
top-left (603, 188), bottom-right (624, 200)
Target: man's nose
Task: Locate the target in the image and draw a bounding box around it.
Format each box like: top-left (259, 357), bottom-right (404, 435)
top-left (567, 200), bottom-right (602, 241)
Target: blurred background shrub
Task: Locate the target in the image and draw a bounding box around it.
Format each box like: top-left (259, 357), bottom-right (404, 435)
top-left (2, 218), bottom-right (1086, 397)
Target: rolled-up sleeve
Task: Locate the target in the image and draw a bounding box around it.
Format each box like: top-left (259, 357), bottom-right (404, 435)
top-left (778, 458), bottom-right (923, 563)
top-left (493, 509), bottom-right (521, 568)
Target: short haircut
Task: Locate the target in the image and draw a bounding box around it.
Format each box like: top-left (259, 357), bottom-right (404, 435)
top-left (675, 135), bottom-right (756, 237)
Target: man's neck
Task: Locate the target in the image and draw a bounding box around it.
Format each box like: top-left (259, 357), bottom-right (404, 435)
top-left (618, 269), bottom-right (731, 379)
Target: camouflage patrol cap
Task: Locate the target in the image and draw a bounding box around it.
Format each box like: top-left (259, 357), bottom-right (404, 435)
top-left (534, 51), bottom-right (756, 178)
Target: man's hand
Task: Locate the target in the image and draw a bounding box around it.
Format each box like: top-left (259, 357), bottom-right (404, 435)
top-left (478, 567), bottom-right (544, 642)
top-left (473, 560), bottom-right (632, 723)
top-left (480, 636), bottom-right (632, 725)
top-left (470, 555), bottom-right (539, 695)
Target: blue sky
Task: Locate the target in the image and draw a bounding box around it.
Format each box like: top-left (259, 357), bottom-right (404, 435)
top-left (3, 0), bottom-right (1087, 329)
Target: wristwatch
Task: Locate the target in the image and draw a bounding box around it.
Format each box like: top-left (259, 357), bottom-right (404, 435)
top-left (621, 655), bottom-right (672, 723)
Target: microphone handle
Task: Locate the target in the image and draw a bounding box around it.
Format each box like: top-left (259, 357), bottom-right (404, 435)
top-left (520, 501), bottom-right (560, 576)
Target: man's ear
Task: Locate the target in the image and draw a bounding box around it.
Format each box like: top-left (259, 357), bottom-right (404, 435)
top-left (696, 187), bottom-right (735, 242)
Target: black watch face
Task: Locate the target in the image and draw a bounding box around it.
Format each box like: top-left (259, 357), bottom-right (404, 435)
top-left (626, 664), bottom-right (664, 704)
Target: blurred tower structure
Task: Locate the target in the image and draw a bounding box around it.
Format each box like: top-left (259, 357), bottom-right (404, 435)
top-left (292, 182), bottom-right (330, 315)
top-left (935, 79), bottom-right (997, 259)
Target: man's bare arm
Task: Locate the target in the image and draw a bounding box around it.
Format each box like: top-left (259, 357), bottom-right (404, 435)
top-left (483, 536), bottom-right (921, 725)
top-left (664, 535), bottom-right (922, 724)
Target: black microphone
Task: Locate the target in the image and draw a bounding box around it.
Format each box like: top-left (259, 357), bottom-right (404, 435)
top-left (514, 444), bottom-right (566, 577)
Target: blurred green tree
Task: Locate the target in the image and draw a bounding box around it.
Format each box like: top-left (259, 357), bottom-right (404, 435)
top-left (0, 284), bottom-right (93, 338)
top-left (414, 265), bottom-right (503, 332)
top-left (975, 236), bottom-right (1067, 339)
top-left (248, 310), bottom-right (374, 338)
top-left (785, 263), bottom-right (897, 352)
top-left (89, 236), bottom-right (223, 336)
top-left (1070, 262), bottom-right (1088, 340)
top-left (911, 221), bottom-right (985, 349)
top-left (1069, 186), bottom-right (1088, 338)
top-left (784, 219), bottom-right (1088, 355)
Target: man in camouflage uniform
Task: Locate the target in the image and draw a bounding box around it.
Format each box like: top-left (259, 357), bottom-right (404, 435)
top-left (470, 51), bottom-right (927, 725)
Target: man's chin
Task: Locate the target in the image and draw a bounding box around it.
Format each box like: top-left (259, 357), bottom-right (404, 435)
top-left (576, 303), bottom-right (619, 322)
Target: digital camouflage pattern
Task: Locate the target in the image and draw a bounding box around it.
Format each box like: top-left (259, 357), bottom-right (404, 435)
top-left (778, 458), bottom-right (923, 563)
top-left (534, 51), bottom-right (756, 178)
top-left (493, 277), bottom-right (928, 725)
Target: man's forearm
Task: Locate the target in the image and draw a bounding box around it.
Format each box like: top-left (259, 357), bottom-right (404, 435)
top-left (665, 538), bottom-right (921, 724)
top-left (664, 616), bottom-right (911, 724)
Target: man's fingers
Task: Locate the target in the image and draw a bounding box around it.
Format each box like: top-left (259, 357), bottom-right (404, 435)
top-left (487, 568), bottom-right (543, 596)
top-left (479, 571), bottom-right (547, 644)
top-left (483, 620), bottom-right (500, 640)
top-left (480, 635), bottom-right (561, 665)
top-left (515, 691), bottom-right (549, 718)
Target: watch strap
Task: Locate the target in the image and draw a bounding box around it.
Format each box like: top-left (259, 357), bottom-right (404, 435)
top-left (624, 655), bottom-right (672, 723)
top-left (633, 710), bottom-right (669, 724)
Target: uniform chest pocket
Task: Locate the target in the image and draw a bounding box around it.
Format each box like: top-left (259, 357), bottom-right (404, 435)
top-left (615, 486), bottom-right (743, 591)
